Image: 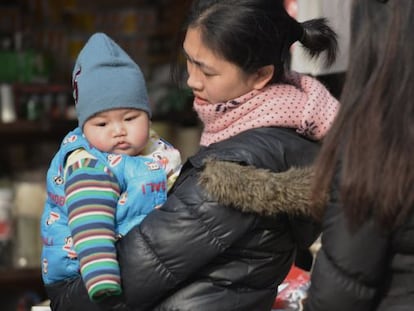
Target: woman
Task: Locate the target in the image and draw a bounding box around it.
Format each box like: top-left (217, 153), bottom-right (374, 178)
top-left (116, 1), bottom-right (338, 310)
top-left (223, 1), bottom-right (414, 310)
top-left (304, 1), bottom-right (414, 310)
top-left (49, 1), bottom-right (339, 310)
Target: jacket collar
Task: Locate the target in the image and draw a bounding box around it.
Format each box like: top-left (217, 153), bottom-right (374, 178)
top-left (198, 159), bottom-right (325, 220)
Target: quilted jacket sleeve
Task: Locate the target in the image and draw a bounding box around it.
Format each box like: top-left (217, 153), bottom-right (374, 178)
top-left (116, 162), bottom-right (256, 310)
top-left (304, 195), bottom-right (390, 311)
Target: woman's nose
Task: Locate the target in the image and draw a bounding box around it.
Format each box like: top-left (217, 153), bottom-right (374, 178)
top-left (186, 64), bottom-right (202, 91)
top-left (187, 74), bottom-right (203, 91)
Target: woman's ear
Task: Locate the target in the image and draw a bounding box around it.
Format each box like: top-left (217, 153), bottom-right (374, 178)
top-left (252, 65), bottom-right (274, 90)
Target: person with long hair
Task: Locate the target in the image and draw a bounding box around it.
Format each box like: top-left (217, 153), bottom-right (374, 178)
top-left (304, 1), bottom-right (414, 310)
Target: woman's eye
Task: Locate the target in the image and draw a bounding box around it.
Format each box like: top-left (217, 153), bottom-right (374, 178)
top-left (203, 71), bottom-right (215, 77)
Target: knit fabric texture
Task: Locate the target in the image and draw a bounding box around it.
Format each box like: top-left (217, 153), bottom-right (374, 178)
top-left (73, 32), bottom-right (151, 129)
top-left (194, 72), bottom-right (339, 146)
top-left (65, 157), bottom-right (122, 300)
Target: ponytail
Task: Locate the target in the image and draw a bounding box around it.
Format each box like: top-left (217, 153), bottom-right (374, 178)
top-left (180, 0), bottom-right (339, 84)
top-left (299, 18), bottom-right (338, 66)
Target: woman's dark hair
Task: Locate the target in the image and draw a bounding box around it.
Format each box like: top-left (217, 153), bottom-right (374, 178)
top-left (312, 0), bottom-right (414, 229)
top-left (174, 0), bottom-right (337, 84)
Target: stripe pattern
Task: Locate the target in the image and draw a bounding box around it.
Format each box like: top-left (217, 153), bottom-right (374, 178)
top-left (66, 158), bottom-right (122, 299)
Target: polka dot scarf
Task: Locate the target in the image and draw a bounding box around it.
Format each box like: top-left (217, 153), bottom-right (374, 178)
top-left (194, 71), bottom-right (339, 146)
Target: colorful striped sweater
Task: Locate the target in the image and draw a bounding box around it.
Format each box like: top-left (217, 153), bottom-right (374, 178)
top-left (66, 156), bottom-right (122, 299)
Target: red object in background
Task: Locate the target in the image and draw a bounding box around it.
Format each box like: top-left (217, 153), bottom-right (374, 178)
top-left (273, 265), bottom-right (310, 311)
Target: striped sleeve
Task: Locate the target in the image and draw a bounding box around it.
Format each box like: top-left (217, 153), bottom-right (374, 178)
top-left (65, 155), bottom-right (122, 301)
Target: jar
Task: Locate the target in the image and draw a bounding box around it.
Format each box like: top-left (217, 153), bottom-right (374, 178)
top-left (0, 187), bottom-right (14, 267)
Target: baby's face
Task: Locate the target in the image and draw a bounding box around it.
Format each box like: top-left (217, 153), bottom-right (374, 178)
top-left (83, 108), bottom-right (150, 156)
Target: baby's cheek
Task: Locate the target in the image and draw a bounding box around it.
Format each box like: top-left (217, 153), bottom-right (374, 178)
top-left (90, 135), bottom-right (111, 153)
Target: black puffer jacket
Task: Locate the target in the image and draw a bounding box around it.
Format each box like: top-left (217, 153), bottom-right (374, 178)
top-left (117, 127), bottom-right (321, 311)
top-left (303, 173), bottom-right (414, 311)
top-left (232, 165), bottom-right (414, 311)
top-left (223, 163), bottom-right (414, 311)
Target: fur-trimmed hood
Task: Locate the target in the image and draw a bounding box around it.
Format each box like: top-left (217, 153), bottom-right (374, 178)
top-left (199, 159), bottom-right (325, 221)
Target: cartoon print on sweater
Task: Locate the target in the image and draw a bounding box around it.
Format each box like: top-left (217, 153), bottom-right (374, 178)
top-left (63, 236), bottom-right (77, 259)
top-left (119, 192), bottom-right (127, 205)
top-left (53, 176), bottom-right (64, 185)
top-left (46, 211), bottom-right (60, 226)
top-left (108, 154), bottom-right (122, 167)
top-left (42, 258), bottom-right (48, 274)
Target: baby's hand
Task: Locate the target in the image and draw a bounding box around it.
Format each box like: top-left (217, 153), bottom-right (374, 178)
top-left (96, 292), bottom-right (130, 311)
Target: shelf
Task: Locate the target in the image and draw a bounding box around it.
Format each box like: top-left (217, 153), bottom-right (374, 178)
top-left (0, 120), bottom-right (77, 144)
top-left (0, 267), bottom-right (47, 310)
top-left (0, 267), bottom-right (44, 292)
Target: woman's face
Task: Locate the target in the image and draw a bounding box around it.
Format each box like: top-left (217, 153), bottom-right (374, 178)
top-left (183, 27), bottom-right (261, 105)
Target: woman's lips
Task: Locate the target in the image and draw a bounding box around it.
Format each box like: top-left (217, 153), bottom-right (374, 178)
top-left (194, 96), bottom-right (209, 105)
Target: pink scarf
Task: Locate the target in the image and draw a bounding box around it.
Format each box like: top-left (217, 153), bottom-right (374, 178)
top-left (194, 72), bottom-right (339, 146)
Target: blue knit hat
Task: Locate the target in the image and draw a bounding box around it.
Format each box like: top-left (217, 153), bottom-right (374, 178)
top-left (73, 32), bottom-right (151, 129)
